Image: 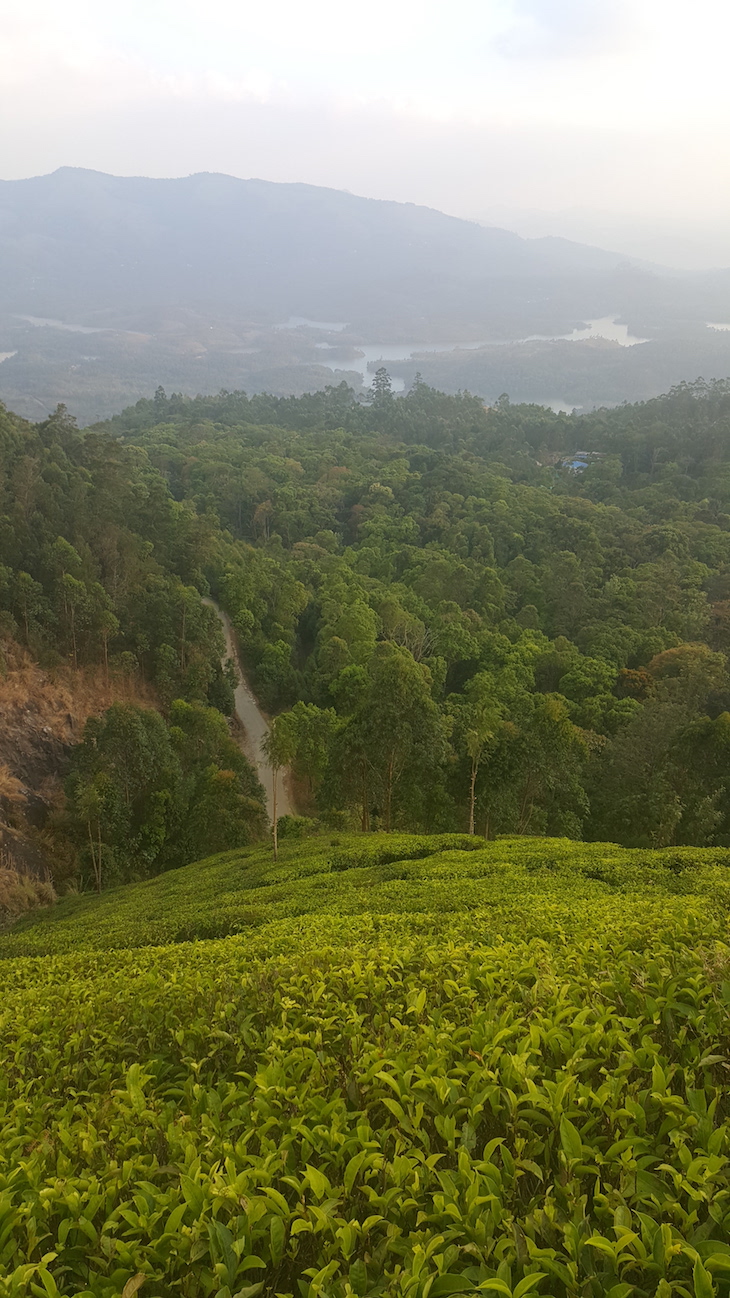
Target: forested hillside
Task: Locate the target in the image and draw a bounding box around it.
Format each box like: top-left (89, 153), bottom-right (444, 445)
top-left (0, 400), bottom-right (266, 892)
top-left (101, 376), bottom-right (730, 850)
top-left (4, 375), bottom-right (730, 895)
top-left (0, 168), bottom-right (654, 329)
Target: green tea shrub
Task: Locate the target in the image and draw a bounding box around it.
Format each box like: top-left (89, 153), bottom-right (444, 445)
top-left (3, 836), bottom-right (730, 1294)
top-left (3, 833), bottom-right (730, 959)
top-left (1, 906), bottom-right (730, 1296)
top-left (278, 815), bottom-right (320, 839)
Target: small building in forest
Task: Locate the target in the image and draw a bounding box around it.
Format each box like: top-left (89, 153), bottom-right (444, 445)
top-left (559, 450), bottom-right (606, 473)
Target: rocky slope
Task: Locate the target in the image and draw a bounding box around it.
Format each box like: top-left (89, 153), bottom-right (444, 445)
top-left (0, 637), bottom-right (155, 881)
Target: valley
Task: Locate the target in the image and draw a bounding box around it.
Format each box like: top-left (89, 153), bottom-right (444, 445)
top-left (6, 3), bottom-right (730, 1295)
top-left (3, 169), bottom-right (730, 421)
top-left (3, 355), bottom-right (730, 1298)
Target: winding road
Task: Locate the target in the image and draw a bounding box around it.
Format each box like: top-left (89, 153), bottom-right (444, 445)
top-left (203, 599), bottom-right (294, 823)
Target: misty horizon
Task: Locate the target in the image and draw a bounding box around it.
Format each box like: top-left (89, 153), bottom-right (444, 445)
top-left (3, 0), bottom-right (730, 270)
top-left (5, 163), bottom-right (727, 275)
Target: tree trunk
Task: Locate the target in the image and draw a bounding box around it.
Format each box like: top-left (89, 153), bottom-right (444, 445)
top-left (272, 763), bottom-right (279, 861)
top-left (517, 780), bottom-right (534, 834)
top-left (468, 756), bottom-right (479, 834)
top-left (88, 820), bottom-right (101, 893)
top-left (385, 753), bottom-right (395, 832)
top-left (361, 763), bottom-right (370, 832)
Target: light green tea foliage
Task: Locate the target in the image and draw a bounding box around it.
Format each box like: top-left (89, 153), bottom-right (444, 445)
top-left (3, 834), bottom-right (730, 959)
top-left (2, 835), bottom-right (730, 1298)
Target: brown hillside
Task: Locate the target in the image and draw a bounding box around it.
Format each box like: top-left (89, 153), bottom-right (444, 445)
top-left (0, 638), bottom-right (157, 878)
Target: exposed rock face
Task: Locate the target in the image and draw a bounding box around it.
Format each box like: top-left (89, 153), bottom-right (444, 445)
top-left (0, 638), bottom-right (155, 879)
top-left (0, 824), bottom-right (52, 881)
top-left (0, 646), bottom-right (75, 877)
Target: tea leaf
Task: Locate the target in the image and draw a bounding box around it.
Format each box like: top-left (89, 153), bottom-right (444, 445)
top-left (121, 1277), bottom-right (146, 1298)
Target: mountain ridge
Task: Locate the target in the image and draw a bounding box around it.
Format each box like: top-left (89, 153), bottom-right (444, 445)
top-left (2, 167), bottom-right (730, 421)
top-left (0, 166), bottom-right (651, 330)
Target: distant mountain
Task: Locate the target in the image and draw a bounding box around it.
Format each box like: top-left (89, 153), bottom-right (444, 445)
top-left (0, 167), bottom-right (654, 336)
top-left (2, 168), bottom-right (730, 424)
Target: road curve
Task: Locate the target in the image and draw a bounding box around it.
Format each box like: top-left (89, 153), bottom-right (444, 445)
top-left (203, 598), bottom-right (295, 822)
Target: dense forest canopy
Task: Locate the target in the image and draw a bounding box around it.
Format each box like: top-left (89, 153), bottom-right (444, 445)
top-left (5, 374), bottom-right (730, 886)
top-left (0, 399), bottom-right (266, 888)
top-left (101, 376), bottom-right (730, 850)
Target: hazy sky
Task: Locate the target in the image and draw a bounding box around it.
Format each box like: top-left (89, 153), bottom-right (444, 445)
top-left (3, 0), bottom-right (730, 265)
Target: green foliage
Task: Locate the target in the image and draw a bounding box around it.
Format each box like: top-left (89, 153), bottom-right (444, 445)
top-left (0, 402), bottom-right (228, 706)
top-left (66, 702), bottom-right (266, 888)
top-left (2, 834), bottom-right (730, 1295)
top-left (9, 377), bottom-right (730, 855)
top-left (92, 378), bottom-right (730, 847)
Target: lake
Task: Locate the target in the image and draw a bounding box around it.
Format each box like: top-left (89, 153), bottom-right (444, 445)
top-left (18, 315), bottom-right (105, 334)
top-left (519, 316), bottom-right (648, 346)
top-left (312, 316), bottom-right (648, 390)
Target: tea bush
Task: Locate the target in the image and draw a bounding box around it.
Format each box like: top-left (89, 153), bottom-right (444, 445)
top-left (2, 834), bottom-right (730, 1296)
top-left (3, 834), bottom-right (730, 960)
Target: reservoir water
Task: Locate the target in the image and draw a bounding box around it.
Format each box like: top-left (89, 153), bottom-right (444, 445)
top-left (312, 315), bottom-right (649, 389)
top-left (18, 315), bottom-right (105, 334)
top-left (519, 316), bottom-right (648, 346)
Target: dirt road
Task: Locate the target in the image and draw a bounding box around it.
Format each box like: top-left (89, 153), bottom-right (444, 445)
top-left (203, 598), bottom-right (294, 823)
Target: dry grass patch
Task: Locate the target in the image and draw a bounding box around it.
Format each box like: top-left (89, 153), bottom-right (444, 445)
top-left (0, 854), bottom-right (55, 927)
top-left (0, 765), bottom-right (26, 802)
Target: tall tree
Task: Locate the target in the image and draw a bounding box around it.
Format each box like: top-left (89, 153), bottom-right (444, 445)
top-left (263, 715), bottom-right (298, 860)
top-left (450, 673), bottom-right (505, 834)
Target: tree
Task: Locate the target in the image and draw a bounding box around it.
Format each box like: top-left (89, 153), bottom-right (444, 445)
top-left (66, 700), bottom-right (267, 887)
top-left (73, 776), bottom-right (110, 892)
top-left (12, 572), bottom-right (46, 647)
top-left (167, 699), bottom-right (266, 859)
top-left (59, 573), bottom-right (87, 668)
top-left (66, 704), bottom-right (180, 884)
top-left (451, 674), bottom-right (505, 834)
top-left (586, 699), bottom-right (691, 847)
top-left (477, 696), bottom-right (588, 839)
top-left (96, 606), bottom-right (120, 685)
top-left (352, 644), bottom-right (449, 831)
top-left (371, 367), bottom-right (393, 404)
top-left (278, 701), bottom-right (338, 806)
top-left (263, 715), bottom-right (298, 860)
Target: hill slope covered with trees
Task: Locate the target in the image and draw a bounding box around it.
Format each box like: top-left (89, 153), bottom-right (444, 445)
top-left (3, 169), bottom-right (730, 421)
top-left (99, 376), bottom-right (730, 851)
top-left (5, 376), bottom-right (730, 892)
top-left (0, 399), bottom-right (266, 890)
top-left (0, 168), bottom-right (656, 329)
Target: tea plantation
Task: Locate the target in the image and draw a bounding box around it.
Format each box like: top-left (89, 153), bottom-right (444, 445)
top-left (3, 834), bottom-right (730, 1298)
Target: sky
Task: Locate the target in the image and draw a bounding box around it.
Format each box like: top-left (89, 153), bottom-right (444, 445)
top-left (3, 0), bottom-right (730, 266)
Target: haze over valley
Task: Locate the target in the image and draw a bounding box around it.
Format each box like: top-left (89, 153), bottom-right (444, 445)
top-left (2, 167), bottom-right (730, 421)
